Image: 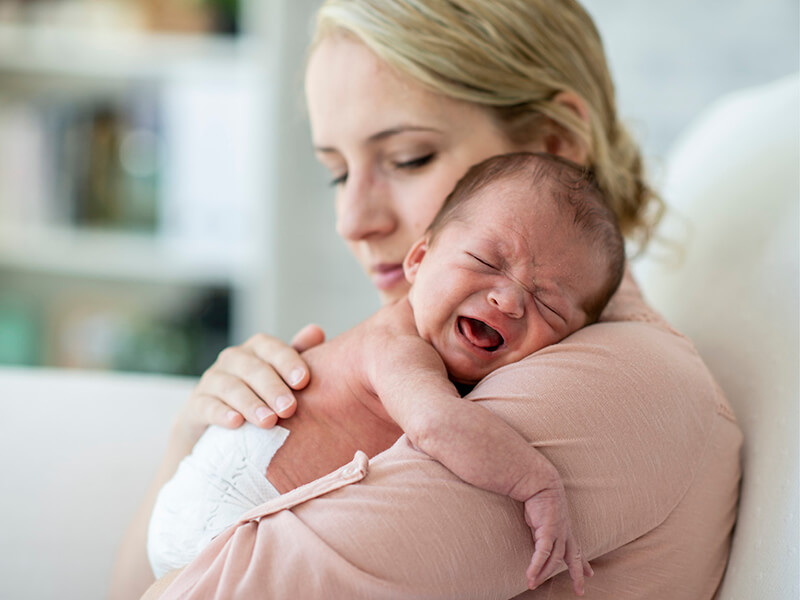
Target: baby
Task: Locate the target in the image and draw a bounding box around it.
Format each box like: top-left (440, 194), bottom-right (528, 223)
top-left (148, 152), bottom-right (624, 593)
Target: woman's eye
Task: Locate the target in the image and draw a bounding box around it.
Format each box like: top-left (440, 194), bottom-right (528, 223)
top-left (329, 173), bottom-right (347, 187)
top-left (395, 153), bottom-right (435, 170)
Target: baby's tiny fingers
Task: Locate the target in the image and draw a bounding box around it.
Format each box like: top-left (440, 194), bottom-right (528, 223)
top-left (565, 543), bottom-right (586, 596)
top-left (563, 538), bottom-right (594, 596)
top-left (530, 537), bottom-right (567, 589)
top-left (526, 540), bottom-right (554, 588)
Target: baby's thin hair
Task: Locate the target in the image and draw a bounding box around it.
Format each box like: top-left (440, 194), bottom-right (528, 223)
top-left (428, 152), bottom-right (625, 322)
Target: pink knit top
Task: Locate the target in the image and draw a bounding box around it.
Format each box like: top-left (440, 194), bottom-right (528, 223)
top-left (161, 269), bottom-right (742, 599)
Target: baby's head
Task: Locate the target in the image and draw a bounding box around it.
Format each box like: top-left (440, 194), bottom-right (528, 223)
top-left (403, 152), bottom-right (625, 384)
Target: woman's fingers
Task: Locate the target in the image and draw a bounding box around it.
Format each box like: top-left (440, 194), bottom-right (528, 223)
top-left (290, 323), bottom-right (326, 352)
top-left (246, 333), bottom-right (313, 395)
top-left (198, 368), bottom-right (281, 427)
top-left (192, 394), bottom-right (246, 429)
top-left (178, 330), bottom-right (317, 436)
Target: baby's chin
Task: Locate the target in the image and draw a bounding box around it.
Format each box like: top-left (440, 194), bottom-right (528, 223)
top-left (444, 360), bottom-right (489, 389)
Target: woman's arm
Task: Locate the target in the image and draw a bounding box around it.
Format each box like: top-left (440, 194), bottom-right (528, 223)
top-left (141, 568), bottom-right (183, 599)
top-left (109, 422), bottom-right (195, 599)
top-left (109, 326), bottom-right (324, 600)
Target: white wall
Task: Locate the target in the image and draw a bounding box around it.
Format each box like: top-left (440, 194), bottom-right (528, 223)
top-left (583, 0), bottom-right (799, 159)
top-left (260, 0), bottom-right (799, 341)
top-left (251, 0), bottom-right (379, 344)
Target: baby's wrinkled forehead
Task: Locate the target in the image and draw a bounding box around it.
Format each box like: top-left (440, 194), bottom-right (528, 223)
top-left (460, 175), bottom-right (562, 228)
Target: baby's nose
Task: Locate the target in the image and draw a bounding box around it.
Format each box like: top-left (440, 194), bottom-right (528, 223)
top-left (487, 285), bottom-right (525, 319)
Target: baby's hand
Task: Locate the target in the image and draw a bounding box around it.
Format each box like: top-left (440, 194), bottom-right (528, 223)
top-left (523, 482), bottom-right (593, 595)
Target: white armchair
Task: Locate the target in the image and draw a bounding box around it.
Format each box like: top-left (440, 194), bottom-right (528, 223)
top-left (0, 75), bottom-right (796, 599)
top-left (634, 73), bottom-right (799, 599)
top-left (0, 368), bottom-right (192, 599)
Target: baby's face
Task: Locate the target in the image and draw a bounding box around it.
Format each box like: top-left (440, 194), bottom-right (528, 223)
top-left (405, 178), bottom-right (607, 385)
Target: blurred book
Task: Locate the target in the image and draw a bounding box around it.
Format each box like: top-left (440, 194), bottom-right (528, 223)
top-left (0, 291), bottom-right (42, 366)
top-left (0, 95), bottom-right (163, 231)
top-left (46, 287), bottom-right (229, 375)
top-left (57, 96), bottom-right (162, 231)
top-left (0, 0), bottom-right (240, 35)
top-left (159, 72), bottom-right (256, 257)
top-left (0, 102), bottom-right (53, 226)
top-left (113, 287), bottom-right (230, 375)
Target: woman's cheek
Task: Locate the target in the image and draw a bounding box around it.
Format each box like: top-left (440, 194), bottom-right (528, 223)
top-left (347, 240), bottom-right (371, 273)
top-left (411, 181), bottom-right (451, 233)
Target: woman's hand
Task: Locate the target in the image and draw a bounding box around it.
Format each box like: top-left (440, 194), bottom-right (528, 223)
top-left (174, 324), bottom-right (325, 445)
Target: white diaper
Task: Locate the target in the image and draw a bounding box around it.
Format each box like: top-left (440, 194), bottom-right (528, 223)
top-left (147, 423), bottom-right (290, 578)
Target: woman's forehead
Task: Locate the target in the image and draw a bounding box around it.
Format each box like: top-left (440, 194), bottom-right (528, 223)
top-left (306, 36), bottom-right (488, 146)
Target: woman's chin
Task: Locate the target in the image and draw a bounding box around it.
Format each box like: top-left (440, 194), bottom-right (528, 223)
top-left (377, 281), bottom-right (411, 305)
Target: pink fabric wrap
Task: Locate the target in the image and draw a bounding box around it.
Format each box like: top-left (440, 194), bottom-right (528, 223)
top-left (162, 270), bottom-right (742, 599)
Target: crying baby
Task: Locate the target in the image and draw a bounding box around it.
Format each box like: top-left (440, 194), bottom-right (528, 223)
top-left (148, 152), bottom-right (624, 582)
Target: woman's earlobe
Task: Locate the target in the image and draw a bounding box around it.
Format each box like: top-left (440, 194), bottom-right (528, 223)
top-left (402, 237), bottom-right (428, 283)
top-left (547, 91), bottom-right (591, 165)
top-left (553, 91), bottom-right (590, 126)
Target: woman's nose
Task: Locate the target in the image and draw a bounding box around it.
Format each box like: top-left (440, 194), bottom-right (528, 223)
top-left (487, 284), bottom-right (525, 319)
top-left (335, 171), bottom-right (396, 241)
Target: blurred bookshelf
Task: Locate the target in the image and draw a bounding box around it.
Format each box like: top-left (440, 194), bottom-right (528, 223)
top-left (0, 0), bottom-right (270, 376)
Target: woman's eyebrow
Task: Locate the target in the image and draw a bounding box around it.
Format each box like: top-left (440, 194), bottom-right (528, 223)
top-left (314, 125), bottom-right (442, 153)
top-left (366, 125), bottom-right (441, 143)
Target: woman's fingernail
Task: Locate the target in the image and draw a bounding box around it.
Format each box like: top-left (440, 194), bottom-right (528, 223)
top-left (256, 406), bottom-right (271, 422)
top-left (227, 410), bottom-right (240, 423)
top-left (276, 395), bottom-right (294, 413)
top-left (289, 368), bottom-right (305, 386)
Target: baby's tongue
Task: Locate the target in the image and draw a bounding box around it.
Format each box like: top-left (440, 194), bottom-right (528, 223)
top-left (459, 317), bottom-right (503, 350)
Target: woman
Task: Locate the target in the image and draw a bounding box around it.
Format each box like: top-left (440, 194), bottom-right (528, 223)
top-left (114, 1), bottom-right (742, 598)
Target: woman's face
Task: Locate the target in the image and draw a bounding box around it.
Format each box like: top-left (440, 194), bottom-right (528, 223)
top-left (306, 36), bottom-right (538, 304)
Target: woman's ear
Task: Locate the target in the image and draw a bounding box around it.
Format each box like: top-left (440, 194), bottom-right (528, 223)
top-left (403, 236), bottom-right (429, 283)
top-left (542, 91), bottom-right (591, 165)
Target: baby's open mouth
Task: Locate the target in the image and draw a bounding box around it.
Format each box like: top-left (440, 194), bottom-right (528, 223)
top-left (457, 317), bottom-right (504, 352)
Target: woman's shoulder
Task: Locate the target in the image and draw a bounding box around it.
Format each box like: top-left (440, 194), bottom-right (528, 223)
top-left (596, 264), bottom-right (676, 327)
top-left (467, 269), bottom-right (741, 566)
top-left (471, 265), bottom-right (737, 482)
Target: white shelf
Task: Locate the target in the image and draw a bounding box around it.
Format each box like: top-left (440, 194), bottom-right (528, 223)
top-left (0, 4), bottom-right (278, 354)
top-left (0, 224), bottom-right (250, 287)
top-left (0, 23), bottom-right (259, 81)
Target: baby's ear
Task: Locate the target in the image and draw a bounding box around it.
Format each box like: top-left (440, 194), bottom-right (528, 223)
top-left (402, 237), bottom-right (428, 283)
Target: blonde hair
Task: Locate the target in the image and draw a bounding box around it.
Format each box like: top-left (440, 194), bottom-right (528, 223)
top-left (311, 0), bottom-right (664, 251)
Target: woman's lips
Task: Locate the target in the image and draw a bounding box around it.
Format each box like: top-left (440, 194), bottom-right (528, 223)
top-left (371, 264), bottom-right (405, 290)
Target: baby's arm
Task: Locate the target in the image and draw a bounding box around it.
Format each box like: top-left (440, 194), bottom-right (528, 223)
top-left (368, 334), bottom-right (592, 594)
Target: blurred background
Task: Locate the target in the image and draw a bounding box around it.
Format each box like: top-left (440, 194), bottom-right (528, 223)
top-left (0, 0), bottom-right (797, 376)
